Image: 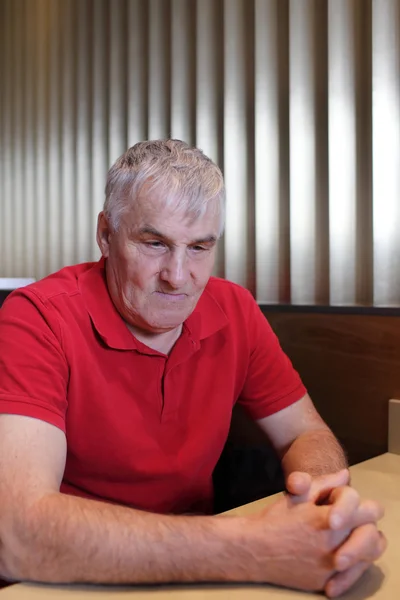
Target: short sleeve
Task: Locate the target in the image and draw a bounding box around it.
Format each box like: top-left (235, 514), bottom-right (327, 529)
top-left (0, 290), bottom-right (69, 431)
top-left (238, 295), bottom-right (306, 420)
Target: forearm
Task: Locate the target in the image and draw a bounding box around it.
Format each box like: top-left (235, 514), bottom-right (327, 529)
top-left (2, 492), bottom-right (249, 585)
top-left (281, 427), bottom-right (347, 478)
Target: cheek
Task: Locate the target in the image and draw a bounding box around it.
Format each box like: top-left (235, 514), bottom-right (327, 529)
top-left (192, 259), bottom-right (215, 285)
top-left (123, 257), bottom-right (160, 291)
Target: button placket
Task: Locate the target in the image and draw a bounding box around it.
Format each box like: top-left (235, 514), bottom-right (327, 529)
top-left (157, 357), bottom-right (167, 419)
top-left (160, 335), bottom-right (200, 422)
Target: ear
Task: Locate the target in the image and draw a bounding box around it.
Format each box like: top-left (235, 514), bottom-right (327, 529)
top-left (96, 212), bottom-right (111, 257)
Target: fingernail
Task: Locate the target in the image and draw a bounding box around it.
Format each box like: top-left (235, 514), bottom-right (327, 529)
top-left (337, 555), bottom-right (350, 570)
top-left (326, 581), bottom-right (340, 598)
top-left (330, 514), bottom-right (342, 529)
top-left (328, 585), bottom-right (340, 598)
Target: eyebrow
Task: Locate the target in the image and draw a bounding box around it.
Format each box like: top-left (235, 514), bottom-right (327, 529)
top-left (138, 225), bottom-right (217, 246)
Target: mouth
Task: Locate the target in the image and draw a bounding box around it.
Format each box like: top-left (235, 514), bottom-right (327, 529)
top-left (154, 291), bottom-right (188, 301)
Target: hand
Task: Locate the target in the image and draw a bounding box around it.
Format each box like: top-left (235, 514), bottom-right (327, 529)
top-left (286, 470), bottom-right (380, 528)
top-left (242, 491), bottom-right (385, 596)
top-left (324, 485), bottom-right (386, 598)
top-left (285, 470), bottom-right (387, 597)
top-left (242, 494), bottom-right (350, 592)
top-left (326, 523), bottom-right (387, 597)
top-left (286, 469), bottom-right (350, 505)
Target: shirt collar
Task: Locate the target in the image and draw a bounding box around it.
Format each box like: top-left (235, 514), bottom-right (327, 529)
top-left (78, 258), bottom-right (138, 350)
top-left (78, 259), bottom-right (229, 351)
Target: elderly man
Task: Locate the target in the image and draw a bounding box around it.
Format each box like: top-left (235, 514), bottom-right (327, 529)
top-left (0, 140), bottom-right (385, 596)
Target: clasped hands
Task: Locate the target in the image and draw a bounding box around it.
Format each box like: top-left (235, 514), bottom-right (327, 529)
top-left (283, 469), bottom-right (387, 597)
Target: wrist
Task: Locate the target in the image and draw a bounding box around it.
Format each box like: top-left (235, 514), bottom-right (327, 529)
top-left (210, 513), bottom-right (277, 584)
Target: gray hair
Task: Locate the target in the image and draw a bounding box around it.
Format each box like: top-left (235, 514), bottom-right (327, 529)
top-left (104, 139), bottom-right (225, 236)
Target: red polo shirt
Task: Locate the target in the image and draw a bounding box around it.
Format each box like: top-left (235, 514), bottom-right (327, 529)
top-left (0, 260), bottom-right (306, 514)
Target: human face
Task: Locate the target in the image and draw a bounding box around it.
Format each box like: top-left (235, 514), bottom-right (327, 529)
top-left (97, 191), bottom-right (220, 336)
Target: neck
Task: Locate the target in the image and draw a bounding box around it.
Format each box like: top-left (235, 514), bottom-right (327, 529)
top-left (126, 323), bottom-right (183, 355)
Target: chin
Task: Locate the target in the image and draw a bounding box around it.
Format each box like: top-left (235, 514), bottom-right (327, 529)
top-left (151, 319), bottom-right (184, 331)
top-left (146, 313), bottom-right (189, 332)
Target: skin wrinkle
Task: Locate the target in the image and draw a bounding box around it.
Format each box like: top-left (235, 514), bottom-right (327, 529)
top-left (104, 141), bottom-right (225, 236)
top-left (0, 141), bottom-right (386, 593)
top-left (97, 187), bottom-right (220, 354)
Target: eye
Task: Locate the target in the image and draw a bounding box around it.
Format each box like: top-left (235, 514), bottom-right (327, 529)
top-left (140, 240), bottom-right (168, 254)
top-left (145, 241), bottom-right (166, 249)
top-left (190, 245), bottom-right (208, 253)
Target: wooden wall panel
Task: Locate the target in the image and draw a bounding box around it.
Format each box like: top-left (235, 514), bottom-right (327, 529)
top-left (261, 308), bottom-right (400, 464)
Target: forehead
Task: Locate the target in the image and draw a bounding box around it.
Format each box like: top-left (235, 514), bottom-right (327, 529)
top-left (122, 189), bottom-right (221, 239)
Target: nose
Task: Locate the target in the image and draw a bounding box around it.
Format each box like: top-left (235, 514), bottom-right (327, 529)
top-left (160, 249), bottom-right (189, 289)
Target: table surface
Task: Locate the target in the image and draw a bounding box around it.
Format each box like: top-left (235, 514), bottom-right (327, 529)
top-left (2, 452), bottom-right (400, 600)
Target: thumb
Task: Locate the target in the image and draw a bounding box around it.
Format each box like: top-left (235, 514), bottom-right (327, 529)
top-left (286, 471), bottom-right (313, 496)
top-left (311, 469), bottom-right (351, 503)
top-left (286, 469), bottom-right (350, 503)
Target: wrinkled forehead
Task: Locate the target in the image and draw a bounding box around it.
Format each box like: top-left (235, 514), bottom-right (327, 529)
top-left (121, 179), bottom-right (223, 233)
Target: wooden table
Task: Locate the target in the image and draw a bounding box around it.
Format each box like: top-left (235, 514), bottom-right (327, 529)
top-left (2, 453), bottom-right (400, 599)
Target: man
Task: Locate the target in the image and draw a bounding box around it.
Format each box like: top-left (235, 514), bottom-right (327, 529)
top-left (0, 140), bottom-right (385, 596)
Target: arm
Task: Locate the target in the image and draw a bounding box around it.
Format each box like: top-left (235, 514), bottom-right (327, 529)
top-left (236, 295), bottom-right (346, 478)
top-left (256, 394), bottom-right (389, 597)
top-left (0, 414), bottom-right (243, 584)
top-left (257, 393), bottom-right (347, 478)
top-left (0, 291), bottom-right (247, 583)
top-left (0, 414), bottom-right (384, 596)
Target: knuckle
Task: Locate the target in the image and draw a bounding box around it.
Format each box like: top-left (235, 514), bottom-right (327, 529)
top-left (362, 522), bottom-right (377, 535)
top-left (350, 487), bottom-right (361, 501)
top-left (363, 499), bottom-right (384, 519)
top-left (332, 561), bottom-right (368, 596)
top-left (364, 527), bottom-right (385, 560)
top-left (337, 486), bottom-right (360, 509)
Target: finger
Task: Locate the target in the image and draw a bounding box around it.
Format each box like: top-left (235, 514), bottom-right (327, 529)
top-left (332, 499), bottom-right (384, 531)
top-left (325, 561), bottom-right (369, 598)
top-left (334, 526), bottom-right (387, 571)
top-left (312, 470), bottom-right (350, 503)
top-left (287, 469), bottom-right (349, 503)
top-left (285, 471), bottom-right (312, 497)
top-left (327, 486), bottom-right (360, 530)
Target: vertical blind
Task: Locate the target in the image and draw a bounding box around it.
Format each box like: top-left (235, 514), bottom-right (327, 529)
top-left (1, 0), bottom-right (400, 305)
